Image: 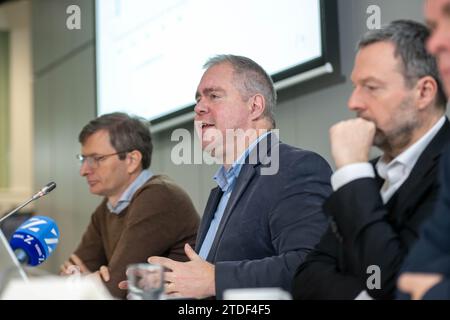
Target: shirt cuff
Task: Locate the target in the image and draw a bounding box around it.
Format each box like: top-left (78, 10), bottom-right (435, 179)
top-left (331, 163), bottom-right (375, 191)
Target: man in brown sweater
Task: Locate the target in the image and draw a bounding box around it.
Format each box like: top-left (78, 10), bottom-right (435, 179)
top-left (60, 112), bottom-right (199, 299)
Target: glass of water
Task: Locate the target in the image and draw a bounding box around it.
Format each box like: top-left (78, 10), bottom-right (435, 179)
top-left (126, 263), bottom-right (164, 300)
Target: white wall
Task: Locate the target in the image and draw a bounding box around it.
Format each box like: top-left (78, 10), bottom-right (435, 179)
top-left (0, 1), bottom-right (33, 214)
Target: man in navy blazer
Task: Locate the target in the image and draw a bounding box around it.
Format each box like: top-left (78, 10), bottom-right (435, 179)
top-left (397, 0), bottom-right (450, 300)
top-left (148, 54), bottom-right (332, 299)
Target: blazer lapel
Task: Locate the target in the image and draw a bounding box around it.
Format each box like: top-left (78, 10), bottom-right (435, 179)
top-left (370, 158), bottom-right (385, 189)
top-left (195, 187), bottom-right (223, 252)
top-left (206, 133), bottom-right (279, 261)
top-left (389, 119), bottom-right (450, 220)
top-left (206, 165), bottom-right (256, 261)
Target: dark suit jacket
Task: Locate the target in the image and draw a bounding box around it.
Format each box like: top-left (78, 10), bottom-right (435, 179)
top-left (196, 133), bottom-right (332, 299)
top-left (292, 119), bottom-right (450, 300)
top-left (399, 143), bottom-right (450, 299)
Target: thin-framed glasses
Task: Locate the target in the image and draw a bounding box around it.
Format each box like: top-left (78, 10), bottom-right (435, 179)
top-left (76, 151), bottom-right (128, 168)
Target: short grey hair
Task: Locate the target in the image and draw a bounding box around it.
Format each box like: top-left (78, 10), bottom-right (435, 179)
top-left (358, 20), bottom-right (447, 109)
top-left (204, 54), bottom-right (277, 128)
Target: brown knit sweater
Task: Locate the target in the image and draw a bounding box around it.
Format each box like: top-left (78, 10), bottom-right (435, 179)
top-left (74, 175), bottom-right (200, 299)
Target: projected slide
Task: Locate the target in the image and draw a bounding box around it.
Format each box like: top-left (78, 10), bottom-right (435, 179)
top-left (96, 0), bottom-right (322, 120)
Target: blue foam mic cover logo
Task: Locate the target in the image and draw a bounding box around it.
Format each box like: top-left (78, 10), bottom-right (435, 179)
top-left (9, 216), bottom-right (60, 266)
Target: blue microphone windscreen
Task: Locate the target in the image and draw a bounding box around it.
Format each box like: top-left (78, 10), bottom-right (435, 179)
top-left (9, 216), bottom-right (60, 266)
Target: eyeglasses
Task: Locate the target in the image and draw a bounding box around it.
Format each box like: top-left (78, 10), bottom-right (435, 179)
top-left (76, 151), bottom-right (128, 168)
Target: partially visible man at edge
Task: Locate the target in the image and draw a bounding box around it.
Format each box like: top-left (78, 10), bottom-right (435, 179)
top-left (398, 0), bottom-right (450, 300)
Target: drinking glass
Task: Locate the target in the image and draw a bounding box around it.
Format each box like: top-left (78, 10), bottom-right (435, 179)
top-left (126, 263), bottom-right (164, 300)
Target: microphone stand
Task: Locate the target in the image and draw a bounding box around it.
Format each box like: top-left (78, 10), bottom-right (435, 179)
top-left (0, 182), bottom-right (56, 224)
top-left (0, 198), bottom-right (36, 224)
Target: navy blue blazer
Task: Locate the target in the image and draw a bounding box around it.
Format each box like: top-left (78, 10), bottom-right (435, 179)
top-left (195, 133), bottom-right (332, 299)
top-left (400, 144), bottom-right (450, 299)
top-left (293, 120), bottom-right (450, 300)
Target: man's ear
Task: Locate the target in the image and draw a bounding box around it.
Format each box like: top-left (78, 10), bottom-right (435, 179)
top-left (126, 150), bottom-right (143, 174)
top-left (415, 76), bottom-right (439, 111)
top-left (249, 94), bottom-right (266, 121)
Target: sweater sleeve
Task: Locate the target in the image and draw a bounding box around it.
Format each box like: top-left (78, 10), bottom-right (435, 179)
top-left (74, 202), bottom-right (108, 272)
top-left (103, 182), bottom-right (199, 299)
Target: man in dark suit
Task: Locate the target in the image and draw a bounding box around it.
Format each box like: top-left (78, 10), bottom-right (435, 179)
top-left (292, 20), bottom-right (449, 300)
top-left (148, 54), bottom-right (332, 299)
top-left (397, 0), bottom-right (450, 300)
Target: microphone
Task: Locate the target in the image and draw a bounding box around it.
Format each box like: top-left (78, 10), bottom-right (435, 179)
top-left (31, 181), bottom-right (57, 200)
top-left (9, 216), bottom-right (60, 266)
top-left (0, 182), bottom-right (57, 224)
